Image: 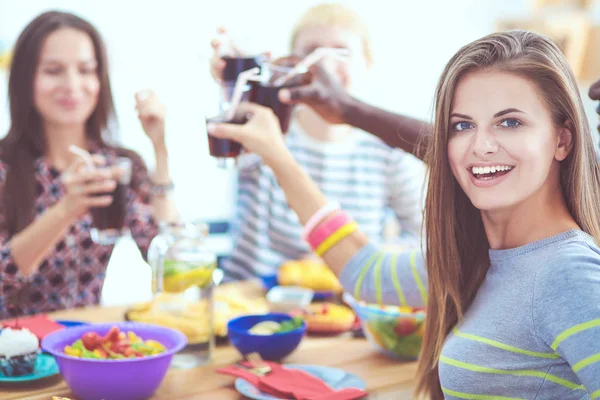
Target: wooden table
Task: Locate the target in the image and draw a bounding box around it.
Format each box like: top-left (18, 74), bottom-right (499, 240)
top-left (0, 281), bottom-right (417, 399)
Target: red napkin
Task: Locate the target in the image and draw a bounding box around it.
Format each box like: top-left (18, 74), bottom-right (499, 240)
top-left (1, 314), bottom-right (65, 341)
top-left (217, 361), bottom-right (367, 400)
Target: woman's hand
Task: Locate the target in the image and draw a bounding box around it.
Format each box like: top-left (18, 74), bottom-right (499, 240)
top-left (136, 89), bottom-right (166, 150)
top-left (210, 27), bottom-right (239, 82)
top-left (589, 77), bottom-right (600, 101)
top-left (59, 156), bottom-right (118, 220)
top-left (209, 27), bottom-right (270, 83)
top-left (278, 63), bottom-right (352, 125)
top-left (206, 103), bottom-right (292, 168)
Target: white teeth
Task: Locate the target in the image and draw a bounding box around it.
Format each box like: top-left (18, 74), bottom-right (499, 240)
top-left (471, 165), bottom-right (513, 175)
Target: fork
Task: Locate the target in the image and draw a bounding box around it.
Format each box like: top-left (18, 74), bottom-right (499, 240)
top-left (245, 352), bottom-right (272, 376)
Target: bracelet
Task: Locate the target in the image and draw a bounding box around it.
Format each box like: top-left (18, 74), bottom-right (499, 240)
top-left (315, 222), bottom-right (359, 257)
top-left (302, 201), bottom-right (341, 241)
top-left (307, 211), bottom-right (353, 250)
top-left (151, 181), bottom-right (174, 197)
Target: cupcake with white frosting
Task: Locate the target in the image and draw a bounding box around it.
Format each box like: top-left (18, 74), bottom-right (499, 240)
top-left (0, 327), bottom-right (40, 376)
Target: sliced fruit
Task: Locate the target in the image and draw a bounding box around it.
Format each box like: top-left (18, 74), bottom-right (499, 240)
top-left (249, 321), bottom-right (282, 335)
top-left (163, 260), bottom-right (193, 277)
top-left (366, 323), bottom-right (386, 348)
top-left (416, 322), bottom-right (426, 337)
top-left (278, 259), bottom-right (342, 292)
top-left (103, 326), bottom-right (119, 343)
top-left (81, 332), bottom-right (102, 351)
top-left (276, 317), bottom-right (304, 333)
top-left (398, 306), bottom-right (414, 314)
top-left (394, 317), bottom-right (418, 337)
top-left (163, 265), bottom-right (215, 292)
top-left (302, 303), bottom-right (355, 334)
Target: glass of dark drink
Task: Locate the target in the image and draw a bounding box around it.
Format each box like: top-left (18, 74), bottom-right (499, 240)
top-left (90, 157), bottom-right (132, 245)
top-left (220, 55), bottom-right (265, 114)
top-left (249, 81), bottom-right (295, 133)
top-left (205, 114), bottom-right (248, 169)
top-left (249, 56), bottom-right (310, 133)
top-left (221, 55), bottom-right (265, 82)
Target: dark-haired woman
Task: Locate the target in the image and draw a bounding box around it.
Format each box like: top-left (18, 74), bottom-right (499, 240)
top-left (0, 11), bottom-right (177, 318)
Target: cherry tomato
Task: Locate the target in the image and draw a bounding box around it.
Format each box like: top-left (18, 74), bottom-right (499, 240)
top-left (81, 332), bottom-right (102, 351)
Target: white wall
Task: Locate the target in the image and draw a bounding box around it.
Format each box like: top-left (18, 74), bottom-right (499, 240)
top-left (1, 0), bottom-right (599, 304)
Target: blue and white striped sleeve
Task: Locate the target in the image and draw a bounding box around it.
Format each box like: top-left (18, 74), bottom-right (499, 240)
top-left (339, 242), bottom-right (428, 307)
top-left (386, 149), bottom-right (427, 245)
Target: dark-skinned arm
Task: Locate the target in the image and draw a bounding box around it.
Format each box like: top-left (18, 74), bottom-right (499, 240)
top-left (278, 64), bottom-right (432, 160)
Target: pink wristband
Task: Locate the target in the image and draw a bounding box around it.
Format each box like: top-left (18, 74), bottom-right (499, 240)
top-left (307, 211), bottom-right (354, 251)
top-left (302, 201), bottom-right (341, 241)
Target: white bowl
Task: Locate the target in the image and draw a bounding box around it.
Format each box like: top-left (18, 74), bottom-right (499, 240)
top-left (266, 286), bottom-right (314, 313)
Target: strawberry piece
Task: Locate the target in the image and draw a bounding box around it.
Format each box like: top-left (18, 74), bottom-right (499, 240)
top-left (95, 348), bottom-right (108, 359)
top-left (394, 318), bottom-right (418, 337)
top-left (81, 332), bottom-right (102, 351)
top-left (103, 326), bottom-right (120, 343)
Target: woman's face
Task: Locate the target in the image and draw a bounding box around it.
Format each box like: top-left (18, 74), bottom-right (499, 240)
top-left (447, 70), bottom-right (571, 212)
top-left (34, 27), bottom-right (100, 129)
top-left (292, 24), bottom-right (369, 93)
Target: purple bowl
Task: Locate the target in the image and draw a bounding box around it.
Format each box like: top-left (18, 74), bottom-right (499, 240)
top-left (41, 322), bottom-right (187, 400)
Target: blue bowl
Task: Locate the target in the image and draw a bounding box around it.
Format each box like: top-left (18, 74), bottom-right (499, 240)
top-left (227, 313), bottom-right (306, 361)
top-left (260, 274), bottom-right (279, 291)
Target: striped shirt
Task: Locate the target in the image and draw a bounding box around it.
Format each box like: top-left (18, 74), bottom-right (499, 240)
top-left (341, 230), bottom-right (600, 399)
top-left (223, 122), bottom-right (426, 281)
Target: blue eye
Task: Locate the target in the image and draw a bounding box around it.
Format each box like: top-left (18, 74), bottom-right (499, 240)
top-left (500, 118), bottom-right (521, 128)
top-left (452, 121), bottom-right (473, 131)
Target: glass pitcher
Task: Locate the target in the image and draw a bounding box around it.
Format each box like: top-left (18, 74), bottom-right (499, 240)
top-left (148, 220), bottom-right (216, 369)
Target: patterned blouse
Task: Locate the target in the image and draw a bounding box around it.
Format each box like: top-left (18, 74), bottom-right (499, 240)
top-left (0, 146), bottom-right (158, 319)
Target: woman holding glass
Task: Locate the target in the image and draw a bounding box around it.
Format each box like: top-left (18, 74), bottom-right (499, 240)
top-left (0, 11), bottom-right (177, 318)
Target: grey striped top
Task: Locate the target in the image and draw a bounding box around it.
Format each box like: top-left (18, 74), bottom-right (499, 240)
top-left (340, 229), bottom-right (600, 399)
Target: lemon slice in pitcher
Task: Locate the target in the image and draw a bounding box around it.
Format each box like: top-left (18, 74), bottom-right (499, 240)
top-left (163, 262), bottom-right (216, 292)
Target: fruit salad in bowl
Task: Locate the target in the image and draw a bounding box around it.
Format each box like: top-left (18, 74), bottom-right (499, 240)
top-left (344, 293), bottom-right (426, 360)
top-left (227, 313), bottom-right (306, 361)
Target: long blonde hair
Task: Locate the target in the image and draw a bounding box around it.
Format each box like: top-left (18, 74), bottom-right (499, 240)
top-left (417, 30), bottom-right (600, 399)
